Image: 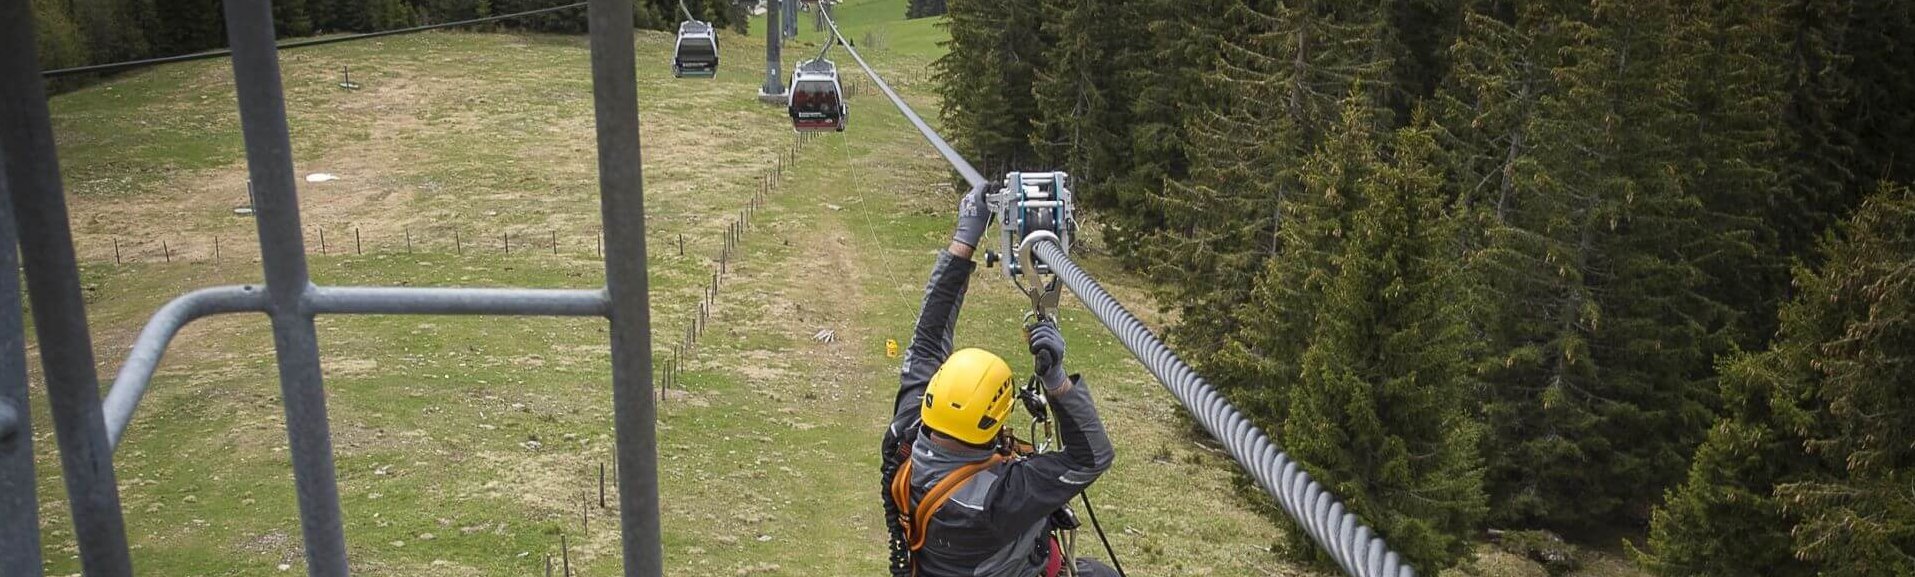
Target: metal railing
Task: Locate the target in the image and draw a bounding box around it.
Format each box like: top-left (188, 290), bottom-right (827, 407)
top-left (0, 0), bottom-right (661, 575)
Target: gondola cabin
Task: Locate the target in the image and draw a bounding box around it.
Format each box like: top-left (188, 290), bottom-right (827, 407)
top-left (787, 59), bottom-right (846, 132)
top-left (673, 21), bottom-right (718, 78)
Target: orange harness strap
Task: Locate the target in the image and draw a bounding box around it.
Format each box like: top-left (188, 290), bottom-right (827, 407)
top-left (890, 453), bottom-right (1009, 555)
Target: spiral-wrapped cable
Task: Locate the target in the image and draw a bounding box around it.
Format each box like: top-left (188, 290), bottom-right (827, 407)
top-left (1031, 240), bottom-right (1416, 577)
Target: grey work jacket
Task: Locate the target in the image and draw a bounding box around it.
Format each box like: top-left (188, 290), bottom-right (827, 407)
top-left (881, 252), bottom-right (1115, 577)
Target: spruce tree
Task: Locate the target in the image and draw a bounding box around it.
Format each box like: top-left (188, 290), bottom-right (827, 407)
top-left (1443, 0), bottom-right (1727, 530)
top-left (1032, 0), bottom-right (1138, 197)
top-left (1641, 183), bottom-right (1915, 576)
top-left (72, 0), bottom-right (150, 61)
top-left (1282, 103), bottom-right (1486, 572)
top-left (275, 0), bottom-right (314, 37)
top-left (934, 0), bottom-right (1046, 179)
top-left (34, 0), bottom-right (92, 70)
top-left (1094, 0), bottom-right (1225, 261)
top-left (151, 0), bottom-right (224, 55)
top-left (1663, 0), bottom-right (1793, 347)
top-left (1142, 0), bottom-right (1399, 427)
top-left (1773, 183), bottom-right (1915, 576)
top-left (1636, 351), bottom-right (1819, 577)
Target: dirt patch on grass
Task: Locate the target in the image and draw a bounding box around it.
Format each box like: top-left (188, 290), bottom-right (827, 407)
top-left (58, 31), bottom-right (789, 265)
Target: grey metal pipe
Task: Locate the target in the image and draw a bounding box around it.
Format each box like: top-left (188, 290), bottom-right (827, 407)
top-left (586, 0), bottom-right (664, 573)
top-left (223, 0), bottom-right (351, 574)
top-left (101, 285), bottom-right (607, 451)
top-left (0, 4), bottom-right (136, 576)
top-left (104, 286), bottom-right (271, 449)
top-left (0, 163), bottom-right (45, 577)
top-left (1031, 241), bottom-right (1415, 577)
top-left (306, 286), bottom-right (609, 317)
top-left (819, 10), bottom-right (987, 189)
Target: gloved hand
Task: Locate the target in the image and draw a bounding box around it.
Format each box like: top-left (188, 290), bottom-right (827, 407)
top-left (1027, 321), bottom-right (1067, 389)
top-left (952, 186), bottom-right (992, 249)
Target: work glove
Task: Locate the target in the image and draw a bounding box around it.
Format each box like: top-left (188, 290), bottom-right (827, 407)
top-left (952, 186), bottom-right (992, 249)
top-left (1027, 321), bottom-right (1067, 389)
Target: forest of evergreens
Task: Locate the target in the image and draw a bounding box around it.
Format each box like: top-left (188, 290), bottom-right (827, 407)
top-left (935, 1), bottom-right (1913, 575)
top-left (30, 0), bottom-right (747, 72)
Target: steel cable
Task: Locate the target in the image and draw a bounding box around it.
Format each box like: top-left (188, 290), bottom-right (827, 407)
top-left (1031, 241), bottom-right (1415, 577)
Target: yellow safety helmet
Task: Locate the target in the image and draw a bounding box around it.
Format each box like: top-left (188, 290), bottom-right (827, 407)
top-left (921, 348), bottom-right (1016, 446)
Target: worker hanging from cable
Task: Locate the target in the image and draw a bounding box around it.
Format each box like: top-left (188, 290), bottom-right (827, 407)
top-left (881, 186), bottom-right (1119, 577)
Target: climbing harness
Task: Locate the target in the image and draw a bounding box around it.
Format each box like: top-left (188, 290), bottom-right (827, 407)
top-left (890, 452), bottom-right (1011, 554)
top-left (987, 172), bottom-right (1076, 323)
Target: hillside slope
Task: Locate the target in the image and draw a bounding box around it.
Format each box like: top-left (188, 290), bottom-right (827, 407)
top-left (27, 2), bottom-right (1301, 575)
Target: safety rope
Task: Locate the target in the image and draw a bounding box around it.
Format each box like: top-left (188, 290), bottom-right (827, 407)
top-left (819, 6), bottom-right (1419, 577)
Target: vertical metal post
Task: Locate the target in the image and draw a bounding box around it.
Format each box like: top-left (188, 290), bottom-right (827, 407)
top-left (0, 5), bottom-right (133, 576)
top-left (223, 1), bottom-right (351, 575)
top-left (783, 0), bottom-right (798, 39)
top-left (0, 173), bottom-right (46, 577)
top-left (587, 0), bottom-right (662, 573)
top-left (760, 0), bottom-right (785, 98)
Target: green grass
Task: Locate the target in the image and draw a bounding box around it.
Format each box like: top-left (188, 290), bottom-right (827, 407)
top-left (26, 2), bottom-right (1645, 576)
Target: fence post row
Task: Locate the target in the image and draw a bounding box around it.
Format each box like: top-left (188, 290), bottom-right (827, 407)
top-left (0, 0), bottom-right (665, 576)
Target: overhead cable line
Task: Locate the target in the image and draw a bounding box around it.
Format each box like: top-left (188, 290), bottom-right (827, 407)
top-left (817, 11), bottom-right (987, 192)
top-left (819, 9), bottom-right (1417, 577)
top-left (42, 1), bottom-right (589, 79)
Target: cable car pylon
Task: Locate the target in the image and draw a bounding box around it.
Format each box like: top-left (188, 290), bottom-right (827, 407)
top-left (757, 0), bottom-right (786, 103)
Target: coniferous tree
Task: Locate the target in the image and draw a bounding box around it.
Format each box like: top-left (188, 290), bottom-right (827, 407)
top-left (1091, 0), bottom-right (1225, 261)
top-left (1641, 183), bottom-right (1915, 576)
top-left (276, 0), bottom-right (315, 37)
top-left (1773, 183), bottom-right (1915, 576)
top-left (72, 0), bottom-right (149, 61)
top-left (934, 0), bottom-right (1045, 180)
top-left (34, 0), bottom-right (93, 70)
top-left (1280, 102), bottom-right (1487, 572)
top-left (150, 0), bottom-right (223, 55)
top-left (1443, 0), bottom-right (1726, 530)
top-left (1663, 0), bottom-right (1793, 347)
top-left (1032, 0), bottom-right (1141, 200)
top-left (1144, 0), bottom-right (1398, 427)
top-left (1635, 354), bottom-right (1820, 577)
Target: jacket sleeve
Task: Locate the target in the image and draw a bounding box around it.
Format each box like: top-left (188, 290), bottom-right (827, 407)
top-left (893, 251), bottom-right (976, 417)
top-left (987, 375), bottom-right (1115, 531)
